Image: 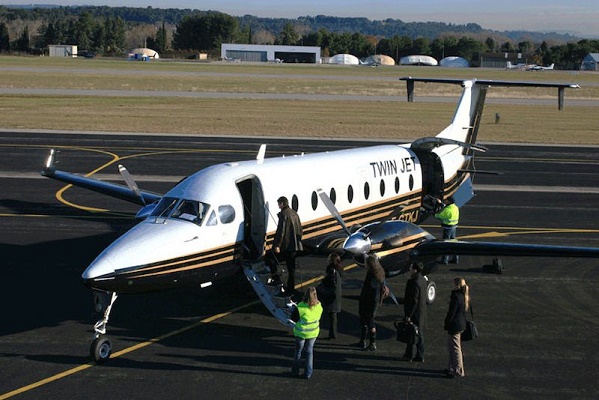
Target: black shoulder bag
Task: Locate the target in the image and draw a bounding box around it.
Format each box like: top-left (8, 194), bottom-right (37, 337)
top-left (461, 304), bottom-right (478, 341)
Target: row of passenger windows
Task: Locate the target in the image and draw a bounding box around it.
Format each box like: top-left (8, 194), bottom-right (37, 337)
top-left (289, 175), bottom-right (414, 212)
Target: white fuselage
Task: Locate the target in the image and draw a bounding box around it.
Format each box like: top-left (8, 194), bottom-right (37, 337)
top-left (82, 142), bottom-right (468, 293)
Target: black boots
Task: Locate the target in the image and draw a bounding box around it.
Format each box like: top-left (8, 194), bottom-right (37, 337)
top-left (367, 329), bottom-right (377, 351)
top-left (357, 325), bottom-right (368, 349)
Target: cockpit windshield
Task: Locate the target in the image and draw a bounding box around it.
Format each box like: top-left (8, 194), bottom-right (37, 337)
top-left (150, 197), bottom-right (210, 225)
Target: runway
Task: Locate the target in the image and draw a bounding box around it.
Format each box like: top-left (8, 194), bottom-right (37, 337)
top-left (1, 132), bottom-right (598, 399)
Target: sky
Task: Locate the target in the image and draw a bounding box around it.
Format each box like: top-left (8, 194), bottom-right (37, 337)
top-left (6, 1), bottom-right (599, 37)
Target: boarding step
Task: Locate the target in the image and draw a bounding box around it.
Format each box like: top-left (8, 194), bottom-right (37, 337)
top-left (243, 261), bottom-right (295, 328)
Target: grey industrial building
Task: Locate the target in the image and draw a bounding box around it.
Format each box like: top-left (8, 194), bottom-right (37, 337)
top-left (221, 44), bottom-right (321, 63)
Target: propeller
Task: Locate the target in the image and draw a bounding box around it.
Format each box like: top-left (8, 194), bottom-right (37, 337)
top-left (317, 188), bottom-right (409, 259)
top-left (317, 188), bottom-right (351, 235)
top-left (118, 164), bottom-right (146, 206)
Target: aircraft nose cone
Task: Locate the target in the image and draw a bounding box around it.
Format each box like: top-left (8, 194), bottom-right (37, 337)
top-left (343, 233), bottom-right (371, 256)
top-left (82, 256), bottom-right (115, 281)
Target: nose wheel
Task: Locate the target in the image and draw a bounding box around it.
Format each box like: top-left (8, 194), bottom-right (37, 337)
top-left (90, 335), bottom-right (112, 363)
top-left (90, 291), bottom-right (118, 363)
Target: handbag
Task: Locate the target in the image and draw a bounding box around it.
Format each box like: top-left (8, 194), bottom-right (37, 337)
top-left (461, 306), bottom-right (478, 341)
top-left (394, 320), bottom-right (421, 344)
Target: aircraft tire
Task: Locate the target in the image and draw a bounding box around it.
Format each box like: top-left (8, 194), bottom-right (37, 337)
top-left (90, 336), bottom-right (112, 363)
top-left (426, 281), bottom-right (437, 304)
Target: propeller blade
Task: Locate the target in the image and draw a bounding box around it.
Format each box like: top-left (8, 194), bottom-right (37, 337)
top-left (118, 165), bottom-right (146, 206)
top-left (317, 188), bottom-right (350, 235)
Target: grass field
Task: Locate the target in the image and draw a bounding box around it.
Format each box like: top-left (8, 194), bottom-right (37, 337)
top-left (0, 56), bottom-right (598, 144)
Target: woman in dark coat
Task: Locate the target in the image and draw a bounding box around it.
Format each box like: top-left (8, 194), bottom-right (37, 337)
top-left (444, 276), bottom-right (469, 378)
top-left (357, 255), bottom-right (386, 351)
top-left (322, 253), bottom-right (343, 340)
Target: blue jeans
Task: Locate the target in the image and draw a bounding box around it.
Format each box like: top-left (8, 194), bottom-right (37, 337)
top-left (441, 225), bottom-right (459, 263)
top-left (292, 336), bottom-right (316, 378)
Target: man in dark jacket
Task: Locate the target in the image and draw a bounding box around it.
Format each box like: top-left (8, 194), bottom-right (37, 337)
top-left (272, 196), bottom-right (303, 294)
top-left (401, 262), bottom-right (427, 362)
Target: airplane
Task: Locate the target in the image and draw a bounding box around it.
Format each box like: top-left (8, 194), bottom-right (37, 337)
top-left (41, 77), bottom-right (598, 363)
top-left (527, 63), bottom-right (555, 71)
top-left (506, 61), bottom-right (535, 70)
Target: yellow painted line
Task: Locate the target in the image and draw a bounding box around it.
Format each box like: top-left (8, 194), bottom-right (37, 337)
top-left (0, 300), bottom-right (261, 399)
top-left (0, 213), bottom-right (133, 219)
top-left (0, 261), bottom-right (361, 399)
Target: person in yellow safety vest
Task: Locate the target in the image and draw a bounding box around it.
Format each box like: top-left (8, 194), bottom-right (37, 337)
top-left (290, 286), bottom-right (323, 379)
top-left (434, 196), bottom-right (460, 264)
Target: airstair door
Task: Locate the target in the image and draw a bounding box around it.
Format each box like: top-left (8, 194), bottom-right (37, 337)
top-left (236, 176), bottom-right (295, 327)
top-left (236, 176), bottom-right (267, 262)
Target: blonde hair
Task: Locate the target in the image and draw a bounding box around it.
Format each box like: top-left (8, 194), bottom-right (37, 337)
top-left (454, 277), bottom-right (470, 311)
top-left (304, 286), bottom-right (320, 308)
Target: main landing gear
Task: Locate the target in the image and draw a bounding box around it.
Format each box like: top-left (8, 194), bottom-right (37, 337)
top-left (90, 291), bottom-right (118, 363)
top-left (424, 276), bottom-right (437, 304)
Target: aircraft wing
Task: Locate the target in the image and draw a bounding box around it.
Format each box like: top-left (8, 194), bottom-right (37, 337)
top-left (411, 240), bottom-right (599, 259)
top-left (41, 149), bottom-right (162, 206)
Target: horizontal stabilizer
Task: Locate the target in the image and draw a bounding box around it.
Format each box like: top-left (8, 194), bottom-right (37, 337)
top-left (411, 136), bottom-right (488, 152)
top-left (412, 240), bottom-right (599, 259)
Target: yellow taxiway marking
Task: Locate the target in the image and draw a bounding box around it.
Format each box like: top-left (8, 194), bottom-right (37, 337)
top-left (0, 264), bottom-right (354, 399)
top-left (0, 300), bottom-right (261, 399)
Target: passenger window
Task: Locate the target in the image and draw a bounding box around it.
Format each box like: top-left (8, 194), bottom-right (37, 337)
top-left (218, 205), bottom-right (235, 224)
top-left (347, 185), bottom-right (354, 203)
top-left (395, 177), bottom-right (400, 193)
top-left (292, 194), bottom-right (299, 211)
top-left (364, 182), bottom-right (370, 200)
top-left (379, 179), bottom-right (385, 196)
top-left (311, 191), bottom-right (318, 211)
top-left (330, 188), bottom-right (337, 204)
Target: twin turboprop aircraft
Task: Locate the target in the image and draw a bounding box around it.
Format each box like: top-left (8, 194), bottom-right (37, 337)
top-left (41, 77), bottom-right (599, 363)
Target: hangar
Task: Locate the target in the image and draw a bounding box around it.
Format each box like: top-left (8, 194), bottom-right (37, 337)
top-left (221, 44), bottom-right (321, 63)
top-left (328, 54), bottom-right (359, 65)
top-left (399, 55), bottom-right (438, 66)
top-left (581, 53), bottom-right (599, 71)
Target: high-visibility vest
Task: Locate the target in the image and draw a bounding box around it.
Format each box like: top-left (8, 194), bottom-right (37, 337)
top-left (293, 302), bottom-right (323, 339)
top-left (435, 203), bottom-right (459, 226)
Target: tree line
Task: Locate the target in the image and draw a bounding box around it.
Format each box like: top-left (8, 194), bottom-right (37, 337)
top-left (1, 6), bottom-right (598, 68)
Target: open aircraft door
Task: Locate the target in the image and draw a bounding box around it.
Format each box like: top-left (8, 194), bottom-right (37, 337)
top-left (236, 176), bottom-right (267, 261)
top-left (236, 176), bottom-right (295, 327)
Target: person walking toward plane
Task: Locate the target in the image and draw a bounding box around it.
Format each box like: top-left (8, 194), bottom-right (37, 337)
top-left (272, 196), bottom-right (303, 294)
top-left (356, 255), bottom-right (386, 351)
top-left (401, 262), bottom-right (427, 362)
top-left (290, 286), bottom-right (323, 379)
top-left (321, 253), bottom-right (343, 340)
top-left (444, 277), bottom-right (469, 378)
top-left (434, 196), bottom-right (460, 264)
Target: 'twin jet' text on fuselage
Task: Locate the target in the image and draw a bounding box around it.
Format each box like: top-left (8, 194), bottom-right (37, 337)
top-left (370, 156), bottom-right (416, 177)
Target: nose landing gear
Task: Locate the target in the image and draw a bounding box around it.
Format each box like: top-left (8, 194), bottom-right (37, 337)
top-left (90, 291), bottom-right (118, 363)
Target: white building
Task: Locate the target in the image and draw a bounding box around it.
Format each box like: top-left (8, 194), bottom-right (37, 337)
top-left (328, 54), bottom-right (359, 65)
top-left (221, 44), bottom-right (321, 63)
top-left (48, 45), bottom-right (77, 57)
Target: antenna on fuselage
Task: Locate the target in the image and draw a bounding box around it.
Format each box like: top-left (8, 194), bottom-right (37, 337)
top-left (257, 144), bottom-right (266, 164)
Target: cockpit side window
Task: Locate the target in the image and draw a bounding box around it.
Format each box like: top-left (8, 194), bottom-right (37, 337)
top-left (150, 197), bottom-right (178, 220)
top-left (218, 205), bottom-right (236, 224)
top-left (171, 199), bottom-right (209, 225)
top-left (206, 210), bottom-right (218, 226)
